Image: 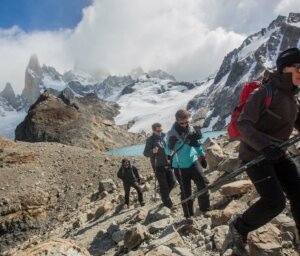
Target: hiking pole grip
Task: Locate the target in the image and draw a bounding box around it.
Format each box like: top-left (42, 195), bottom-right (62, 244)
top-left (176, 133), bottom-right (300, 206)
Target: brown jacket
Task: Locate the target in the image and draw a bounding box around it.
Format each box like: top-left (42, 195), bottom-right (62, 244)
top-left (236, 71), bottom-right (300, 161)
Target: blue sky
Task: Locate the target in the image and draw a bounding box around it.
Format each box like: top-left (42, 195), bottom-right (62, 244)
top-left (0, 0), bottom-right (92, 31)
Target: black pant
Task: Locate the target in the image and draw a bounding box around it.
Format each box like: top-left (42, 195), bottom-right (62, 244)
top-left (123, 182), bottom-right (143, 205)
top-left (235, 156), bottom-right (300, 238)
top-left (174, 161), bottom-right (210, 218)
top-left (155, 166), bottom-right (176, 208)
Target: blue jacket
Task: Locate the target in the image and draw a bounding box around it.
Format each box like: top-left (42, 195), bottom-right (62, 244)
top-left (165, 124), bottom-right (205, 168)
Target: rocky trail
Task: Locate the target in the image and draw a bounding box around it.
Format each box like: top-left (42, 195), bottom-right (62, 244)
top-left (1, 135), bottom-right (300, 256)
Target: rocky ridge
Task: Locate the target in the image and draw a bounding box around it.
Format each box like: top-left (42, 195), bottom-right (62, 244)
top-left (15, 90), bottom-right (145, 151)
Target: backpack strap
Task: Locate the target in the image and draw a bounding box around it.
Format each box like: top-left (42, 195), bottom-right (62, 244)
top-left (261, 83), bottom-right (273, 107)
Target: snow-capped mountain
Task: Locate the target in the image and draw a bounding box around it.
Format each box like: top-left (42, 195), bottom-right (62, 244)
top-left (17, 55), bottom-right (205, 133)
top-left (188, 13), bottom-right (300, 131)
top-left (0, 83), bottom-right (26, 139)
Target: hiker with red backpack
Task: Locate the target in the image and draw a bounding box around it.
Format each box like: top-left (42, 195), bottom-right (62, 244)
top-left (165, 109), bottom-right (210, 221)
top-left (222, 48), bottom-right (300, 256)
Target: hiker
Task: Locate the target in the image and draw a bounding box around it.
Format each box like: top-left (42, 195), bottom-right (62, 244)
top-left (221, 48), bottom-right (300, 255)
top-left (117, 158), bottom-right (145, 207)
top-left (143, 123), bottom-right (176, 209)
top-left (165, 109), bottom-right (210, 219)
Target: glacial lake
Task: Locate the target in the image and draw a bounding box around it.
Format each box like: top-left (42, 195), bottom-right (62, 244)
top-left (107, 130), bottom-right (226, 156)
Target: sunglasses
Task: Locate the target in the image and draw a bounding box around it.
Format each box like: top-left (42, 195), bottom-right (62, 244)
top-left (178, 120), bottom-right (189, 126)
top-left (292, 64), bottom-right (300, 73)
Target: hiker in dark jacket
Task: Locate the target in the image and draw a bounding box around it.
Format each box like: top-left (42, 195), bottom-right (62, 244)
top-left (143, 123), bottom-right (176, 209)
top-left (221, 48), bottom-right (300, 256)
top-left (165, 109), bottom-right (209, 219)
top-left (117, 158), bottom-right (144, 207)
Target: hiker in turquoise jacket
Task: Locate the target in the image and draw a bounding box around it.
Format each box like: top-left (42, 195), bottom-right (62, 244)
top-left (165, 109), bottom-right (210, 219)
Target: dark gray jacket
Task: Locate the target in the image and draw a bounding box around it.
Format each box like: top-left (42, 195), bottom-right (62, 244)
top-left (117, 164), bottom-right (140, 184)
top-left (236, 71), bottom-right (300, 161)
top-left (143, 133), bottom-right (169, 168)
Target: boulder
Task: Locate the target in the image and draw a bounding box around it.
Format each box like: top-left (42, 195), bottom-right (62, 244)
top-left (124, 224), bottom-right (147, 250)
top-left (146, 206), bottom-right (171, 223)
top-left (217, 155), bottom-right (241, 173)
top-left (248, 223), bottom-right (282, 256)
top-left (147, 218), bottom-right (173, 234)
top-left (205, 143), bottom-right (224, 169)
top-left (98, 179), bottom-right (116, 193)
top-left (112, 229), bottom-right (127, 243)
top-left (213, 225), bottom-right (229, 250)
top-left (271, 214), bottom-right (297, 237)
top-left (150, 225), bottom-right (184, 247)
top-left (219, 180), bottom-right (252, 196)
top-left (94, 201), bottom-right (113, 220)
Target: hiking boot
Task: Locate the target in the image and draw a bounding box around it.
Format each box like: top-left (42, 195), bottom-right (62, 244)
top-left (220, 215), bottom-right (248, 256)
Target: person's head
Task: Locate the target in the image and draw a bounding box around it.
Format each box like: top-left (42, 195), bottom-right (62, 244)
top-left (152, 123), bottom-right (163, 135)
top-left (276, 47), bottom-right (300, 86)
top-left (175, 109), bottom-right (191, 128)
top-left (121, 158), bottom-right (130, 168)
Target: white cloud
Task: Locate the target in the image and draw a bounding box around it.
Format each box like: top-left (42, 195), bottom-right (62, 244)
top-left (0, 0), bottom-right (299, 94)
top-left (275, 0), bottom-right (300, 15)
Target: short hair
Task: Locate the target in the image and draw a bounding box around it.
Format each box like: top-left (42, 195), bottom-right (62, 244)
top-left (175, 109), bottom-right (190, 120)
top-left (152, 122), bottom-right (162, 131)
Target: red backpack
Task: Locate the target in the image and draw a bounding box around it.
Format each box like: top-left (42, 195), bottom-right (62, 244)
top-left (227, 81), bottom-right (273, 139)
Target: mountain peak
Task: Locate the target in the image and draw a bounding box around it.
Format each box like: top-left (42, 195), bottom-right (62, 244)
top-left (1, 82), bottom-right (15, 98)
top-left (27, 54), bottom-right (42, 74)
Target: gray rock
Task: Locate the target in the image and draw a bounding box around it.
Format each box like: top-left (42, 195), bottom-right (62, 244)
top-left (172, 247), bottom-right (194, 256)
top-left (112, 229), bottom-right (127, 243)
top-left (98, 179), bottom-right (116, 193)
top-left (124, 224), bottom-right (147, 250)
top-left (146, 206), bottom-right (171, 223)
top-left (147, 218), bottom-right (173, 234)
top-left (218, 155), bottom-right (241, 173)
top-left (205, 143), bottom-right (224, 169)
top-left (213, 225), bottom-right (229, 250)
top-left (248, 223), bottom-right (282, 256)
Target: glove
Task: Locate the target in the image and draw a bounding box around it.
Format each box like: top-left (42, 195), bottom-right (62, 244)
top-left (199, 156), bottom-right (208, 169)
top-left (168, 136), bottom-right (178, 150)
top-left (261, 144), bottom-right (285, 161)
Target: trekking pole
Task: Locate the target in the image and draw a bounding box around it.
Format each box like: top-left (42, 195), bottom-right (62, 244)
top-left (175, 134), bottom-right (300, 207)
top-left (153, 153), bottom-right (158, 202)
top-left (175, 148), bottom-right (191, 218)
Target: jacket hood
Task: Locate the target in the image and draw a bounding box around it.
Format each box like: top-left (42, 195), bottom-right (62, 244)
top-left (268, 70), bottom-right (299, 94)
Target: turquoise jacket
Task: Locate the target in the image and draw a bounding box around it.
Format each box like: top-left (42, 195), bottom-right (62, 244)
top-left (165, 125), bottom-right (205, 168)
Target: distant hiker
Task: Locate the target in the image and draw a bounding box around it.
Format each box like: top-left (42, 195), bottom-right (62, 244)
top-left (143, 123), bottom-right (176, 209)
top-left (165, 109), bottom-right (210, 220)
top-left (221, 48), bottom-right (300, 256)
top-left (117, 158), bottom-right (145, 207)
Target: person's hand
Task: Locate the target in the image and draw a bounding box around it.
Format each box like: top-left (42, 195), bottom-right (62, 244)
top-left (152, 147), bottom-right (159, 154)
top-left (261, 144), bottom-right (285, 161)
top-left (168, 136), bottom-right (178, 150)
top-left (199, 156), bottom-right (208, 169)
